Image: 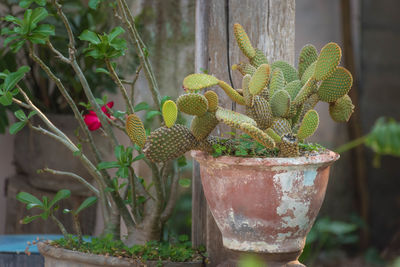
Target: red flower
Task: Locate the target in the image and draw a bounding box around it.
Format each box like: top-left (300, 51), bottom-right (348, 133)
top-left (84, 101), bottom-right (114, 131)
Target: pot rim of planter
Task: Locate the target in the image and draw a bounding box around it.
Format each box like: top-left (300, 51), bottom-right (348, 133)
top-left (191, 149), bottom-right (340, 167)
top-left (37, 242), bottom-right (203, 267)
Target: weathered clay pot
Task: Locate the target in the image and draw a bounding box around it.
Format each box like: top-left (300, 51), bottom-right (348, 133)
top-left (191, 150), bottom-right (339, 266)
top-left (38, 242), bottom-right (204, 267)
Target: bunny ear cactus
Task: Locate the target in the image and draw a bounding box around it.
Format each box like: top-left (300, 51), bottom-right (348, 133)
top-left (144, 23), bottom-right (355, 161)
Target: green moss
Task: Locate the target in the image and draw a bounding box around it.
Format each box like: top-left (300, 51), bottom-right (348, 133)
top-left (51, 234), bottom-right (206, 264)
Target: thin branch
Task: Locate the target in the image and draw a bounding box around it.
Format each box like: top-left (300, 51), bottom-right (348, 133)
top-left (46, 41), bottom-right (70, 64)
top-left (42, 168), bottom-right (99, 196)
top-left (128, 166), bottom-right (138, 223)
top-left (51, 214), bottom-right (69, 239)
top-left (130, 64), bottom-right (142, 103)
top-left (161, 164), bottom-right (180, 223)
top-left (105, 58), bottom-right (134, 114)
top-left (12, 98), bottom-right (31, 109)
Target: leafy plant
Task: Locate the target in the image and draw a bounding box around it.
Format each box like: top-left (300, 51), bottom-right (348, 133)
top-left (142, 23), bottom-right (354, 162)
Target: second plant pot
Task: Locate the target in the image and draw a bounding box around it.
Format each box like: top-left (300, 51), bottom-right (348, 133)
top-left (191, 150), bottom-right (339, 267)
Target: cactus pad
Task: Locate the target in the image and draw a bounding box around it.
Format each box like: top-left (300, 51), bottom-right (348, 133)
top-left (265, 128), bottom-right (282, 143)
top-left (271, 61), bottom-right (298, 83)
top-left (271, 118), bottom-right (292, 136)
top-left (183, 74), bottom-right (219, 91)
top-left (242, 74), bottom-right (253, 106)
top-left (269, 68), bottom-right (285, 96)
top-left (176, 93), bottom-right (208, 116)
top-left (271, 90), bottom-right (291, 117)
top-left (318, 67), bottom-right (353, 103)
top-left (329, 94), bottom-right (354, 122)
top-left (297, 109), bottom-right (319, 140)
top-left (126, 114), bottom-right (146, 148)
top-left (301, 61), bottom-right (316, 85)
top-left (249, 64), bottom-right (270, 95)
top-left (233, 23), bottom-right (256, 59)
top-left (284, 80), bottom-right (302, 100)
top-left (241, 123), bottom-right (275, 149)
top-left (218, 80), bottom-right (246, 105)
top-left (216, 107), bottom-right (256, 129)
top-left (190, 111), bottom-right (219, 140)
top-left (246, 95), bottom-right (273, 130)
top-left (232, 62), bottom-right (256, 76)
top-left (143, 125), bottom-right (198, 163)
top-left (293, 78), bottom-right (318, 106)
top-left (250, 49), bottom-right (268, 67)
top-left (314, 42), bottom-right (342, 81)
top-left (278, 134), bottom-right (299, 157)
top-left (204, 91), bottom-right (219, 112)
top-left (298, 44), bottom-right (318, 79)
top-left (162, 100), bottom-right (178, 128)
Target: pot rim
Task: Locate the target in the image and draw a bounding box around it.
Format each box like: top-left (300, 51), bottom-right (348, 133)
top-left (191, 149), bottom-right (339, 167)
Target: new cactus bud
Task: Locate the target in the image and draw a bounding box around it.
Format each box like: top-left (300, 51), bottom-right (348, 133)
top-left (126, 114), bottom-right (146, 148)
top-left (271, 61), bottom-right (298, 83)
top-left (232, 62), bottom-right (256, 76)
top-left (176, 93), bottom-right (208, 116)
top-left (250, 49), bottom-right (268, 68)
top-left (298, 44), bottom-right (318, 79)
top-left (190, 111), bottom-right (219, 140)
top-left (162, 100), bottom-right (177, 128)
top-left (269, 68), bottom-right (285, 96)
top-left (233, 23), bottom-right (256, 59)
top-left (204, 91), bottom-right (219, 112)
top-left (297, 109), bottom-right (319, 141)
top-left (143, 124), bottom-right (198, 163)
top-left (313, 42), bottom-right (342, 81)
top-left (329, 94), bottom-right (354, 122)
top-left (318, 66), bottom-right (353, 103)
top-left (278, 134), bottom-right (299, 157)
top-left (249, 64), bottom-right (270, 95)
top-left (183, 73), bottom-right (219, 91)
top-left (218, 80), bottom-right (246, 105)
top-left (270, 90), bottom-right (291, 117)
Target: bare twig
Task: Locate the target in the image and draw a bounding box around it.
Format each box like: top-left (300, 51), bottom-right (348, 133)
top-left (46, 41), bottom-right (70, 64)
top-left (130, 64), bottom-right (142, 103)
top-left (161, 163), bottom-right (180, 222)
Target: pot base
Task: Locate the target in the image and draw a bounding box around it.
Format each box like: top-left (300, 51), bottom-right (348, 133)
top-left (217, 249), bottom-right (305, 267)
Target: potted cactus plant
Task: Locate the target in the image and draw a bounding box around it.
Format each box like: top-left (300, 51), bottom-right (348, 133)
top-left (142, 23), bottom-right (354, 266)
top-left (0, 0), bottom-right (204, 266)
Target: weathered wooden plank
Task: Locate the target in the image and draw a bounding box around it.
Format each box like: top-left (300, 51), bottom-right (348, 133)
top-left (193, 1), bottom-right (295, 266)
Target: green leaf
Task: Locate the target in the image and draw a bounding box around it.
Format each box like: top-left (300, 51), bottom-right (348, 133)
top-left (27, 110), bottom-right (37, 119)
top-left (113, 110), bottom-right (125, 119)
top-left (32, 24), bottom-right (55, 36)
top-left (146, 110), bottom-right (161, 120)
top-left (95, 68), bottom-right (110, 75)
top-left (16, 192), bottom-right (43, 206)
top-left (97, 161), bottom-right (120, 170)
top-left (4, 66), bottom-right (30, 91)
top-left (49, 189), bottom-right (71, 208)
top-left (134, 102), bottom-right (150, 112)
top-left (4, 35), bottom-right (21, 47)
top-left (116, 167), bottom-right (129, 178)
top-left (63, 209), bottom-right (71, 214)
top-left (133, 153), bottom-right (145, 162)
top-left (179, 178), bottom-right (191, 188)
top-left (0, 92), bottom-right (13, 106)
top-left (9, 121), bottom-right (26, 134)
top-left (88, 0), bottom-right (102, 9)
top-left (114, 145), bottom-right (124, 162)
top-left (21, 215), bottom-right (42, 224)
top-left (26, 203), bottom-right (41, 210)
top-left (79, 30), bottom-right (101, 45)
top-left (3, 15), bottom-right (22, 25)
top-left (19, 0), bottom-right (33, 8)
top-left (108, 27), bottom-right (125, 41)
top-left (178, 235), bottom-right (189, 242)
top-left (14, 110), bottom-right (27, 121)
top-left (30, 7), bottom-right (48, 26)
top-left (177, 155), bottom-right (187, 167)
top-left (76, 196), bottom-right (97, 214)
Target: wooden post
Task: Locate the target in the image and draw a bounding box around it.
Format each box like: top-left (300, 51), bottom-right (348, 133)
top-left (192, 0), bottom-right (295, 266)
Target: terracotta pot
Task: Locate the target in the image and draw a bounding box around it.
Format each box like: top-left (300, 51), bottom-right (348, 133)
top-left (37, 242), bottom-right (203, 267)
top-left (191, 150), bottom-right (339, 266)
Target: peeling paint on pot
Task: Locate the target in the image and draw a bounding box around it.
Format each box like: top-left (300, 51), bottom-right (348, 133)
top-left (191, 150), bottom-right (339, 254)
